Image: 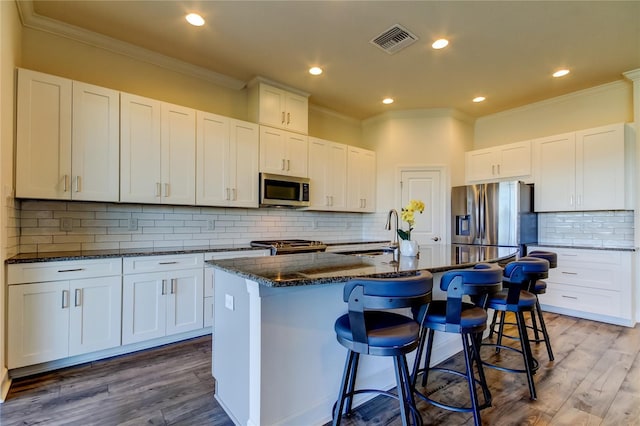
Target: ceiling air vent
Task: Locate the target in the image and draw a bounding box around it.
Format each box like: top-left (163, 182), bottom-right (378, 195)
top-left (370, 24), bottom-right (419, 55)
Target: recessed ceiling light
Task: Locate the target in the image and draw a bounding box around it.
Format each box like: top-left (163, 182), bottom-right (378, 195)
top-left (309, 67), bottom-right (323, 76)
top-left (186, 13), bottom-right (205, 27)
top-left (382, 98), bottom-right (394, 105)
top-left (553, 69), bottom-right (570, 78)
top-left (472, 96), bottom-right (486, 103)
top-left (432, 39), bottom-right (449, 49)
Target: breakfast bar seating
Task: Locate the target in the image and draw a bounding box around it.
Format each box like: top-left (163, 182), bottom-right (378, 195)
top-left (332, 271), bottom-right (433, 426)
top-left (411, 263), bottom-right (503, 426)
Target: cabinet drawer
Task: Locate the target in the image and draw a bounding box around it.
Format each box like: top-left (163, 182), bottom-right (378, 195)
top-left (123, 253), bottom-right (204, 274)
top-left (8, 258), bottom-right (122, 285)
top-left (539, 283), bottom-right (626, 319)
top-left (548, 264), bottom-right (622, 292)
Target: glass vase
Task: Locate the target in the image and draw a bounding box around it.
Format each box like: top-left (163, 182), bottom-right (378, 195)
top-left (400, 240), bottom-right (419, 257)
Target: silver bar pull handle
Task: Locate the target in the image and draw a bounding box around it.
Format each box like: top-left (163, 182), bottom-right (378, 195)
top-left (281, 159), bottom-right (286, 171)
top-left (232, 188), bottom-right (236, 201)
top-left (74, 288), bottom-right (82, 307)
top-left (74, 176), bottom-right (81, 192)
top-left (156, 183), bottom-right (161, 197)
top-left (161, 280), bottom-right (167, 295)
top-left (63, 175), bottom-right (69, 192)
top-left (57, 268), bottom-right (84, 273)
top-left (561, 271), bottom-right (578, 275)
top-left (281, 111), bottom-right (285, 124)
top-left (287, 159), bottom-right (290, 171)
top-left (287, 112), bottom-right (290, 125)
top-left (170, 278), bottom-right (176, 294)
top-left (164, 183), bottom-right (170, 197)
top-left (497, 164), bottom-right (500, 175)
top-left (492, 165), bottom-right (495, 175)
top-left (158, 261), bottom-right (178, 265)
top-left (226, 188), bottom-right (230, 200)
top-left (561, 295), bottom-right (578, 300)
top-left (62, 290), bottom-right (69, 309)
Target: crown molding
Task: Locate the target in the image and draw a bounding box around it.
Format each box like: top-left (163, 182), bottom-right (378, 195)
top-left (363, 108), bottom-right (474, 126)
top-left (308, 104), bottom-right (361, 125)
top-left (15, 0), bottom-right (246, 90)
top-left (623, 68), bottom-right (640, 82)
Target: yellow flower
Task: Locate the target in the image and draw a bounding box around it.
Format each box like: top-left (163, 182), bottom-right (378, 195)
top-left (397, 199), bottom-right (425, 241)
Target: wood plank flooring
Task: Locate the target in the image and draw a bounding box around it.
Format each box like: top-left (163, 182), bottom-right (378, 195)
top-left (0, 312), bottom-right (638, 425)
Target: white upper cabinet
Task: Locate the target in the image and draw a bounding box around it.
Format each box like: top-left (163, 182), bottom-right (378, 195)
top-left (248, 81), bottom-right (309, 134)
top-left (346, 147), bottom-right (376, 212)
top-left (196, 112), bottom-right (259, 208)
top-left (533, 123), bottom-right (633, 212)
top-left (308, 137), bottom-right (348, 211)
top-left (259, 126), bottom-right (309, 177)
top-left (465, 141), bottom-right (531, 183)
top-left (121, 93), bottom-right (195, 204)
top-left (16, 69), bottom-right (119, 201)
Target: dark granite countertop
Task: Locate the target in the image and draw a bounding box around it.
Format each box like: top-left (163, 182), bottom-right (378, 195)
top-left (6, 244), bottom-right (266, 264)
top-left (206, 244), bottom-right (519, 287)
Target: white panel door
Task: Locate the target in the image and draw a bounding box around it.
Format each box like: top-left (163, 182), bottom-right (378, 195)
top-left (576, 123), bottom-right (625, 210)
top-left (122, 272), bottom-right (166, 345)
top-left (259, 126), bottom-right (288, 175)
top-left (258, 84), bottom-right (286, 129)
top-left (72, 81), bottom-right (120, 202)
top-left (285, 132), bottom-right (308, 177)
top-left (308, 137), bottom-right (330, 208)
top-left (196, 111), bottom-right (230, 206)
top-left (533, 132), bottom-right (576, 212)
top-left (161, 102), bottom-right (196, 205)
top-left (284, 92), bottom-right (309, 134)
top-left (8, 281), bottom-right (70, 368)
top-left (16, 68), bottom-right (72, 199)
top-left (120, 93), bottom-right (162, 203)
top-left (465, 149), bottom-right (496, 182)
top-left (400, 169), bottom-right (443, 245)
top-left (229, 119), bottom-right (259, 207)
top-left (498, 141), bottom-right (531, 178)
top-left (166, 268), bottom-right (204, 336)
top-left (328, 142), bottom-right (348, 210)
top-left (69, 276), bottom-right (122, 356)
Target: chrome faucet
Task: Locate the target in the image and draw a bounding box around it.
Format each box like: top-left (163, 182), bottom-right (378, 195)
top-left (385, 209), bottom-right (400, 263)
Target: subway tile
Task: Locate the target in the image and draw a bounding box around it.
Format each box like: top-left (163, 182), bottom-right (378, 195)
top-left (53, 235), bottom-right (96, 244)
top-left (96, 234), bottom-right (132, 243)
top-left (96, 211), bottom-right (131, 220)
top-left (82, 242), bottom-right (120, 251)
top-left (67, 202), bottom-right (107, 212)
top-left (38, 243), bottom-right (82, 252)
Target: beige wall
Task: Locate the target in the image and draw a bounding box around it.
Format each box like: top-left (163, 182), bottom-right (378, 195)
top-left (473, 80), bottom-right (634, 149)
top-left (1, 0), bottom-right (22, 399)
top-left (21, 27), bottom-right (364, 145)
top-left (363, 109), bottom-right (474, 213)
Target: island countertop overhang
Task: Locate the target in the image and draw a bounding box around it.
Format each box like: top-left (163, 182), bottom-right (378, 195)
top-left (205, 244), bottom-right (519, 287)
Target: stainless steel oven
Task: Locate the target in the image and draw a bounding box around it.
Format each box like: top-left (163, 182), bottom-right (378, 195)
top-left (259, 173), bottom-right (310, 208)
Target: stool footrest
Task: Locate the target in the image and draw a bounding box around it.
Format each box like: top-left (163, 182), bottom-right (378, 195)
top-left (413, 367), bottom-right (492, 413)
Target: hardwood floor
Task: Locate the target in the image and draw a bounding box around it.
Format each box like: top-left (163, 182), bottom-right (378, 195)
top-left (0, 312), bottom-right (638, 425)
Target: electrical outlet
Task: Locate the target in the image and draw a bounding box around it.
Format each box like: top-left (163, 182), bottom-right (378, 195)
top-left (60, 217), bottom-right (73, 232)
top-left (225, 294), bottom-right (234, 311)
top-left (128, 217), bottom-right (138, 231)
top-left (207, 219), bottom-right (215, 231)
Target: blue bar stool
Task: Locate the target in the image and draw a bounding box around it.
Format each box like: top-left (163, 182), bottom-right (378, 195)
top-left (489, 251), bottom-right (557, 362)
top-left (332, 271), bottom-right (433, 426)
top-left (483, 257), bottom-right (549, 400)
top-left (411, 263), bottom-right (503, 426)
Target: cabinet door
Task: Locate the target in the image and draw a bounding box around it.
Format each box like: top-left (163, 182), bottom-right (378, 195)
top-left (16, 68), bottom-right (72, 199)
top-left (308, 138), bottom-right (330, 209)
top-left (465, 149), bottom-right (496, 182)
top-left (533, 132), bottom-right (576, 212)
top-left (120, 93), bottom-right (162, 203)
top-left (347, 147), bottom-right (376, 212)
top-left (229, 119), bottom-right (259, 207)
top-left (498, 141), bottom-right (531, 178)
top-left (122, 272), bottom-right (166, 345)
top-left (328, 142), bottom-right (348, 210)
top-left (69, 276), bottom-right (122, 356)
top-left (8, 281), bottom-right (70, 368)
top-left (72, 81), bottom-right (120, 202)
top-left (161, 102), bottom-right (196, 205)
top-left (285, 132), bottom-right (308, 177)
top-left (196, 111), bottom-right (230, 206)
top-left (258, 84), bottom-right (286, 129)
top-left (284, 92), bottom-right (309, 134)
top-left (165, 268), bottom-right (204, 336)
top-left (259, 126), bottom-right (288, 174)
top-left (576, 124), bottom-right (625, 210)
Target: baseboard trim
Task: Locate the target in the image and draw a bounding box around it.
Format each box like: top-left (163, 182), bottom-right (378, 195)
top-left (0, 367), bottom-right (11, 402)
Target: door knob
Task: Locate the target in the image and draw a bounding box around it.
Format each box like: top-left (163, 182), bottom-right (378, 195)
top-left (432, 236), bottom-right (440, 242)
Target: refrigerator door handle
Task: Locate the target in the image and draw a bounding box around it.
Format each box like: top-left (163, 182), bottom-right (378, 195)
top-left (475, 186), bottom-right (482, 242)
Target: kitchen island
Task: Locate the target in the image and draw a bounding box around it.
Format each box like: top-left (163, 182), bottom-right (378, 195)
top-left (208, 245), bottom-right (517, 426)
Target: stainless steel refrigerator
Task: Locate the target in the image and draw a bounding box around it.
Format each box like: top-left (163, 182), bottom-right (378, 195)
top-left (451, 181), bottom-right (537, 255)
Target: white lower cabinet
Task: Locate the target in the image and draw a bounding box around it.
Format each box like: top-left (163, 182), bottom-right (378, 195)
top-left (122, 254), bottom-right (204, 345)
top-left (203, 249), bottom-right (270, 328)
top-left (7, 259), bottom-right (122, 369)
top-left (531, 246), bottom-right (634, 326)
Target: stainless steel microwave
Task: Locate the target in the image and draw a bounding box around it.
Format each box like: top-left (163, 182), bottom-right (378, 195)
top-left (259, 173), bottom-right (310, 207)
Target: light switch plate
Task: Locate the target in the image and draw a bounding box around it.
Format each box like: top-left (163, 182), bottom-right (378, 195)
top-left (60, 217), bottom-right (73, 232)
top-left (225, 294), bottom-right (234, 311)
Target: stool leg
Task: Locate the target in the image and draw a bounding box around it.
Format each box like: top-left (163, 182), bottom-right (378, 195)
top-left (400, 354), bottom-right (423, 426)
top-left (495, 311), bottom-right (506, 354)
top-left (333, 350), bottom-right (357, 426)
top-left (530, 309), bottom-right (540, 342)
top-left (344, 352), bottom-right (360, 414)
top-left (516, 312), bottom-right (537, 400)
top-left (461, 333), bottom-right (482, 426)
top-left (470, 331), bottom-right (492, 407)
top-left (393, 355), bottom-right (411, 426)
top-left (421, 329), bottom-right (436, 387)
top-left (411, 327), bottom-right (428, 388)
top-left (488, 310), bottom-right (499, 338)
top-left (535, 298), bottom-right (555, 361)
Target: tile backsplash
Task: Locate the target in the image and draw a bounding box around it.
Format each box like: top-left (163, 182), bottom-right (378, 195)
top-left (17, 200), bottom-right (380, 253)
top-left (537, 210), bottom-right (635, 248)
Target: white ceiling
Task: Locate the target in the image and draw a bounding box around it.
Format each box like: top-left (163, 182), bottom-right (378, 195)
top-left (23, 0), bottom-right (640, 120)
